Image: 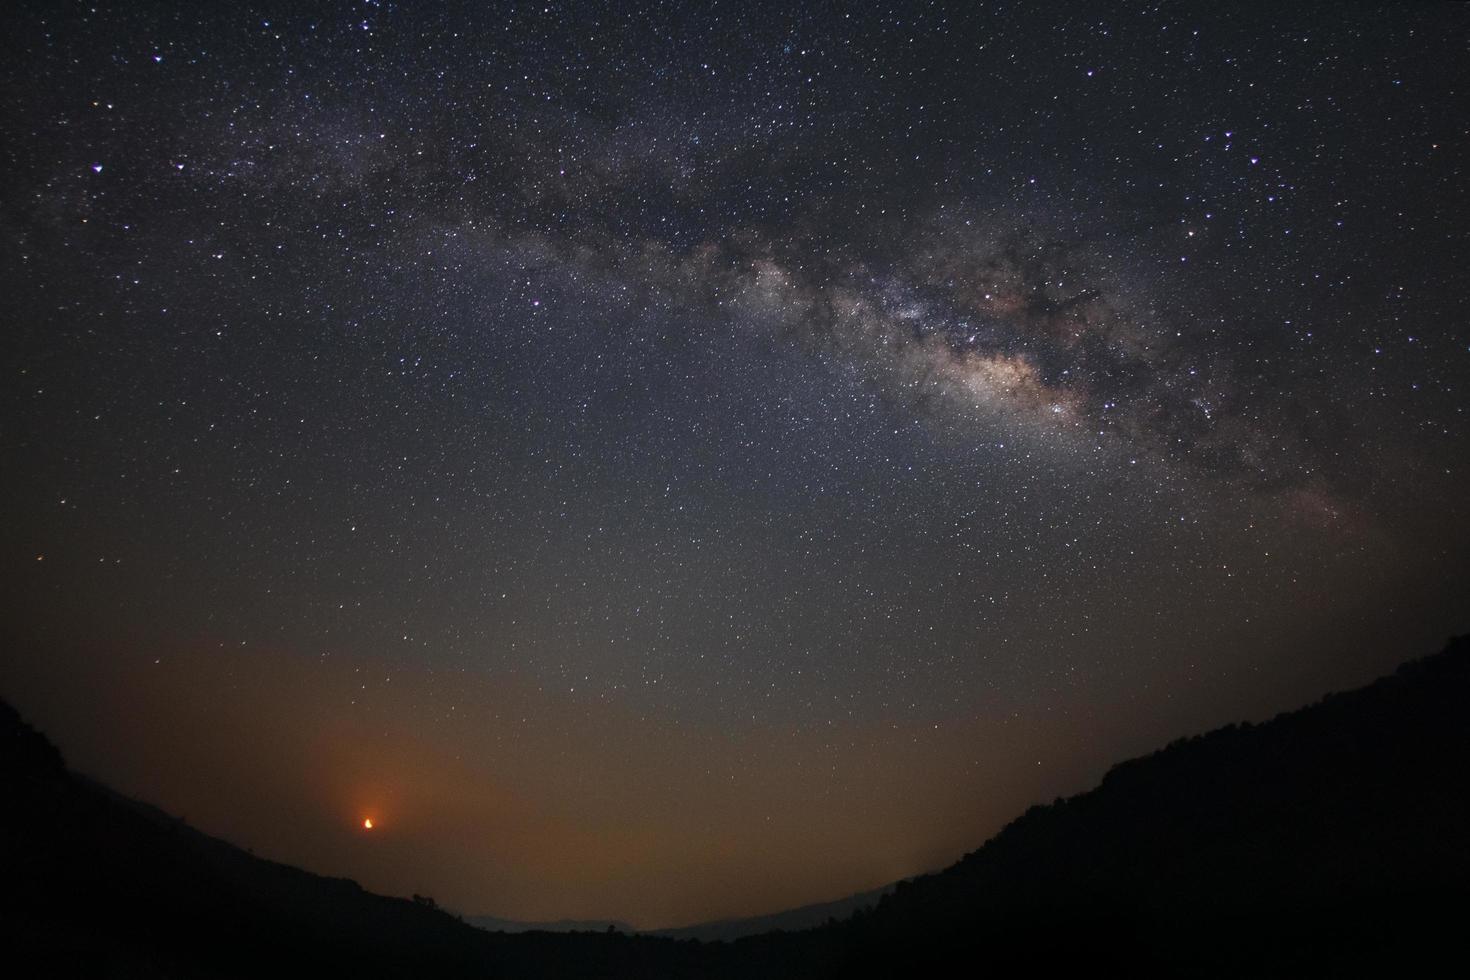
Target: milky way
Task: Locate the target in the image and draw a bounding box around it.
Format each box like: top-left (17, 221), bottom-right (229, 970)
top-left (3, 2), bottom-right (1468, 927)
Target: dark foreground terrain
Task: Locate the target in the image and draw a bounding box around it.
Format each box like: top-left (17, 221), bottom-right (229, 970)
top-left (5, 637), bottom-right (1469, 977)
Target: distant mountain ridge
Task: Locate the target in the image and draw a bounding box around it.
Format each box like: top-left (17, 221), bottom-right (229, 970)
top-left (465, 914), bottom-right (634, 935)
top-left (647, 884), bottom-right (896, 942)
top-left (465, 885), bottom-right (893, 942)
top-left (4, 636), bottom-right (1469, 977)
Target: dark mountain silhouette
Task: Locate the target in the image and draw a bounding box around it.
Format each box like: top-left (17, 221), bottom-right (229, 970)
top-left (836, 635), bottom-right (1470, 976)
top-left (4, 636), bottom-right (1469, 977)
top-left (0, 697), bottom-right (742, 979)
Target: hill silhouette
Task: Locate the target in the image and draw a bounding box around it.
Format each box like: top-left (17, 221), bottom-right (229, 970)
top-left (837, 635), bottom-right (1470, 975)
top-left (0, 697), bottom-right (739, 979)
top-left (4, 637), bottom-right (1469, 977)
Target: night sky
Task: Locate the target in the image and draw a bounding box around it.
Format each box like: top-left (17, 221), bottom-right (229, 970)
top-left (3, 2), bottom-right (1468, 929)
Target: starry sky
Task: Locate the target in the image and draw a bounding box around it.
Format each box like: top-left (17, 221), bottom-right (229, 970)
top-left (2, 1), bottom-right (1468, 930)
